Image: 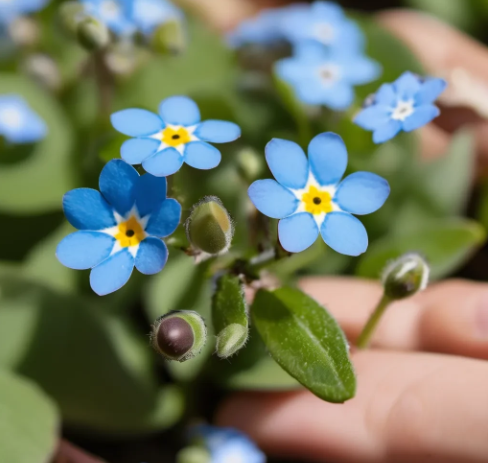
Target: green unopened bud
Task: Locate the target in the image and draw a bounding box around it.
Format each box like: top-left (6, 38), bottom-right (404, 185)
top-left (176, 446), bottom-right (211, 463)
top-left (59, 1), bottom-right (86, 35)
top-left (216, 323), bottom-right (248, 358)
top-left (151, 310), bottom-right (207, 362)
top-left (77, 17), bottom-right (110, 51)
top-left (151, 20), bottom-right (186, 55)
top-left (186, 197), bottom-right (234, 255)
top-left (382, 253), bottom-right (429, 300)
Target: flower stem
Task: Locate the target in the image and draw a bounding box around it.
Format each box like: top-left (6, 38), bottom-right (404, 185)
top-left (356, 293), bottom-right (393, 349)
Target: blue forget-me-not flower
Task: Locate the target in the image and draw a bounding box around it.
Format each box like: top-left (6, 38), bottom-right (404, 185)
top-left (56, 159), bottom-right (181, 296)
top-left (0, 94), bottom-right (47, 144)
top-left (132, 0), bottom-right (183, 35)
top-left (111, 95), bottom-right (241, 177)
top-left (248, 132), bottom-right (390, 255)
top-left (280, 1), bottom-right (364, 51)
top-left (0, 0), bottom-right (49, 25)
top-left (192, 425), bottom-right (266, 463)
top-left (354, 71), bottom-right (447, 143)
top-left (276, 42), bottom-right (381, 110)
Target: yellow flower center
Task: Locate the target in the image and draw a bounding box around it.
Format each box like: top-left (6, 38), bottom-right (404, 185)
top-left (114, 216), bottom-right (145, 248)
top-left (302, 185), bottom-right (333, 215)
top-left (161, 126), bottom-right (191, 147)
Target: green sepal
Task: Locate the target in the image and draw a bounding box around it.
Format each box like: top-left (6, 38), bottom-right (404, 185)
top-left (212, 274), bottom-right (249, 358)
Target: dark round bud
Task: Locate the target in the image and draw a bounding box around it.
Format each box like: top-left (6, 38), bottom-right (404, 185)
top-left (157, 316), bottom-right (194, 360)
top-left (151, 311), bottom-right (207, 362)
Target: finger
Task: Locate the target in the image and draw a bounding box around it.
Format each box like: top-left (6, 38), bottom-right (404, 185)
top-left (298, 277), bottom-right (488, 359)
top-left (378, 10), bottom-right (488, 163)
top-left (217, 351), bottom-right (488, 463)
top-left (54, 440), bottom-right (106, 463)
top-left (418, 124), bottom-right (450, 160)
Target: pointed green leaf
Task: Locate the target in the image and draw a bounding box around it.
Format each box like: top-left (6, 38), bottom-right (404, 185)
top-left (212, 274), bottom-right (248, 358)
top-left (0, 368), bottom-right (59, 463)
top-left (356, 219), bottom-right (486, 280)
top-left (251, 287), bottom-right (356, 403)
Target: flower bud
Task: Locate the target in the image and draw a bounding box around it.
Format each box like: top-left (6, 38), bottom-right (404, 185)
top-left (216, 323), bottom-right (248, 359)
top-left (382, 253), bottom-right (429, 300)
top-left (176, 446), bottom-right (211, 463)
top-left (77, 17), bottom-right (110, 51)
top-left (8, 17), bottom-right (39, 47)
top-left (151, 20), bottom-right (186, 55)
top-left (22, 54), bottom-right (62, 91)
top-left (151, 311), bottom-right (207, 362)
top-left (186, 197), bottom-right (234, 255)
top-left (59, 1), bottom-right (86, 36)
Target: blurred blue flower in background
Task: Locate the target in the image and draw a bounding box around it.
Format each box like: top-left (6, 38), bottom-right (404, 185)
top-left (0, 0), bottom-right (49, 25)
top-left (192, 425), bottom-right (266, 463)
top-left (0, 94), bottom-right (46, 144)
top-left (111, 95), bottom-right (241, 177)
top-left (276, 42), bottom-right (381, 110)
top-left (354, 71), bottom-right (447, 143)
top-left (132, 0), bottom-right (183, 35)
top-left (248, 132), bottom-right (390, 255)
top-left (56, 160), bottom-right (181, 296)
top-left (281, 1), bottom-right (364, 51)
top-left (81, 0), bottom-right (135, 35)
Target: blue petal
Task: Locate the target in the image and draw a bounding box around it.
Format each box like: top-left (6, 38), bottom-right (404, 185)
top-left (393, 72), bottom-right (422, 99)
top-left (321, 83), bottom-right (355, 111)
top-left (375, 83), bottom-right (397, 105)
top-left (354, 105), bottom-right (391, 131)
top-left (335, 172), bottom-right (390, 215)
top-left (308, 132), bottom-right (348, 186)
top-left (56, 231), bottom-right (115, 270)
top-left (320, 212), bottom-right (368, 256)
top-left (121, 138), bottom-right (160, 165)
top-left (142, 147), bottom-right (184, 176)
top-left (415, 78), bottom-right (447, 105)
top-left (312, 1), bottom-right (344, 21)
top-left (194, 120), bottom-right (241, 143)
top-left (90, 249), bottom-right (135, 296)
top-left (337, 20), bottom-right (365, 51)
top-left (265, 138), bottom-right (308, 189)
top-left (278, 212), bottom-right (319, 253)
top-left (135, 237), bottom-right (168, 275)
top-left (275, 57), bottom-right (307, 84)
top-left (184, 142), bottom-right (221, 170)
top-left (342, 56), bottom-right (381, 85)
top-left (403, 105), bottom-right (439, 132)
top-left (134, 174), bottom-right (167, 218)
top-left (373, 119), bottom-right (402, 144)
top-left (99, 159), bottom-right (138, 216)
top-left (145, 198), bottom-right (181, 237)
top-left (111, 109), bottom-right (163, 137)
top-left (158, 96), bottom-right (201, 126)
top-left (248, 179), bottom-right (298, 219)
top-left (63, 188), bottom-right (116, 230)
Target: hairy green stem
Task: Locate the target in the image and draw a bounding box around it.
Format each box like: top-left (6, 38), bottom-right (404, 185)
top-left (356, 293), bottom-right (392, 349)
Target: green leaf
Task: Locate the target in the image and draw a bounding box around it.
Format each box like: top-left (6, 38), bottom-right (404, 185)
top-left (415, 130), bottom-right (475, 216)
top-left (356, 219), bottom-right (486, 280)
top-left (406, 0), bottom-right (476, 30)
top-left (212, 274), bottom-right (248, 358)
top-left (251, 287), bottom-right (356, 403)
top-left (209, 325), bottom-right (300, 391)
top-left (0, 368), bottom-right (59, 463)
top-left (0, 276), bottom-right (184, 434)
top-left (0, 74), bottom-right (74, 213)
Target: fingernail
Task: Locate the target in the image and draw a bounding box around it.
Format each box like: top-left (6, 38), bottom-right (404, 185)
top-left (476, 293), bottom-right (488, 338)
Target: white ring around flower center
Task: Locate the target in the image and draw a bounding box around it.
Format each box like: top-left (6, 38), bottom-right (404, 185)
top-left (290, 171), bottom-right (342, 229)
top-left (313, 22), bottom-right (335, 44)
top-left (391, 99), bottom-right (415, 121)
top-left (317, 63), bottom-right (340, 87)
top-left (0, 106), bottom-right (24, 129)
top-left (149, 123), bottom-right (199, 155)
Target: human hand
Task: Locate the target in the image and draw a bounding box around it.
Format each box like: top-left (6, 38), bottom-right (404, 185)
top-left (217, 277), bottom-right (488, 462)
